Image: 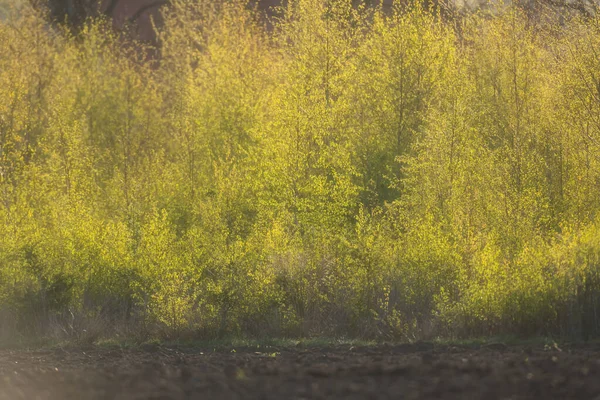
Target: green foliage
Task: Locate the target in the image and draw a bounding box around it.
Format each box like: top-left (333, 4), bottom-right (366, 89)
top-left (1, 0), bottom-right (600, 343)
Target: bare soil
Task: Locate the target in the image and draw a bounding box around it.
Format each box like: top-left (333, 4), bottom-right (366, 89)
top-left (1, 342), bottom-right (599, 399)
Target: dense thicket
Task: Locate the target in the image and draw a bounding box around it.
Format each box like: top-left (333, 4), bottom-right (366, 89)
top-left (1, 0), bottom-right (600, 343)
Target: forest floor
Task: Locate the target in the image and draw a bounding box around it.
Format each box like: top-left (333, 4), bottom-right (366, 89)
top-left (1, 340), bottom-right (599, 399)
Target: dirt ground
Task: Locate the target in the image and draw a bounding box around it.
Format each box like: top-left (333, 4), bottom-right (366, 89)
top-left (1, 342), bottom-right (599, 399)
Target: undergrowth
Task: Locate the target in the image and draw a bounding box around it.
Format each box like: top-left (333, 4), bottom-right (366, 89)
top-left (1, 0), bottom-right (600, 343)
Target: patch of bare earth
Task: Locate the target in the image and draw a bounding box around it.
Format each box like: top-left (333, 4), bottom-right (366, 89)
top-left (1, 343), bottom-right (599, 399)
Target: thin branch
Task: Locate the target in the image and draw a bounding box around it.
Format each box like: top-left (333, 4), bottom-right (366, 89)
top-left (128, 0), bottom-right (169, 24)
top-left (104, 0), bottom-right (120, 17)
